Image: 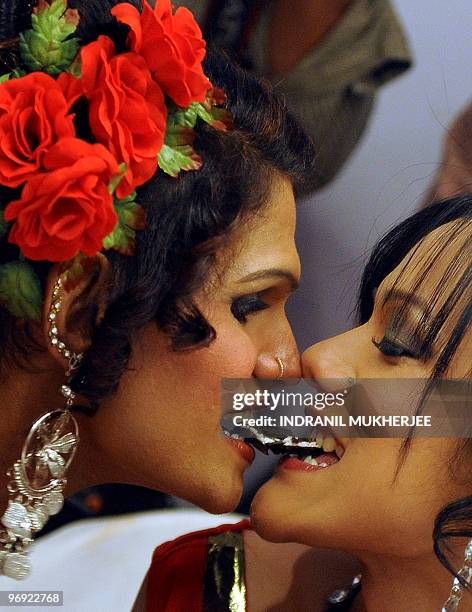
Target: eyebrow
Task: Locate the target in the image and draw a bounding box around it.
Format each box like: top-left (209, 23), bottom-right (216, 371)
top-left (239, 269), bottom-right (300, 291)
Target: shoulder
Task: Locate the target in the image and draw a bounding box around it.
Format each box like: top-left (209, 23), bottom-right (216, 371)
top-left (145, 520), bottom-right (251, 612)
top-left (144, 521), bottom-right (362, 612)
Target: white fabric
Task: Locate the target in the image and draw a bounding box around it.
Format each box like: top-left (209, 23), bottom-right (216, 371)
top-left (13, 509), bottom-right (243, 612)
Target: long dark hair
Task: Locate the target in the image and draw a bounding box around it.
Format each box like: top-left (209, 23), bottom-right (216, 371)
top-left (357, 195), bottom-right (472, 584)
top-left (0, 0), bottom-right (316, 404)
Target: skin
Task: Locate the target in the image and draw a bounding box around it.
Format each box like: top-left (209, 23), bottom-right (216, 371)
top-left (0, 173), bottom-right (301, 516)
top-left (268, 0), bottom-right (352, 76)
top-left (250, 221), bottom-right (472, 611)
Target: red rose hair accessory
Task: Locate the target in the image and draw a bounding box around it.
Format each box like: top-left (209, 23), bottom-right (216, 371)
top-left (0, 0), bottom-right (232, 321)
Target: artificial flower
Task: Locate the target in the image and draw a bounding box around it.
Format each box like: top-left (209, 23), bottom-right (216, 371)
top-left (79, 35), bottom-right (167, 198)
top-left (112, 0), bottom-right (211, 108)
top-left (0, 72), bottom-right (75, 188)
top-left (5, 138), bottom-right (120, 262)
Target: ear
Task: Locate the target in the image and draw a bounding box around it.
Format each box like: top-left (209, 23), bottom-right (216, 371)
top-left (42, 254), bottom-right (111, 368)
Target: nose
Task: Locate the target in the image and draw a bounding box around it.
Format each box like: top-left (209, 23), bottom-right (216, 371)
top-left (253, 334), bottom-right (301, 379)
top-left (302, 329), bottom-right (358, 385)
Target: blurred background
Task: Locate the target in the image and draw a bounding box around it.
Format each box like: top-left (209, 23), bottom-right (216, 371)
top-left (289, 0), bottom-right (472, 350)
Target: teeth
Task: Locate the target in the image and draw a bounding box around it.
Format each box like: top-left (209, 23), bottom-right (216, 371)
top-left (303, 456), bottom-right (318, 465)
top-left (335, 445), bottom-right (344, 459)
top-left (315, 431), bottom-right (324, 448)
top-left (322, 436), bottom-right (335, 453)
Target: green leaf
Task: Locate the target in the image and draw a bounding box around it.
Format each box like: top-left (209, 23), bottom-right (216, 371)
top-left (103, 193), bottom-right (146, 256)
top-left (0, 69), bottom-right (26, 83)
top-left (170, 104), bottom-right (200, 129)
top-left (158, 89), bottom-right (232, 177)
top-left (0, 261), bottom-right (42, 320)
top-left (0, 209), bottom-right (9, 239)
top-left (169, 90), bottom-right (233, 133)
top-left (158, 143), bottom-right (202, 178)
top-left (160, 111), bottom-right (202, 176)
top-left (19, 0), bottom-right (80, 76)
top-left (108, 163), bottom-right (127, 196)
top-left (66, 55), bottom-right (82, 77)
top-left (170, 102), bottom-right (220, 130)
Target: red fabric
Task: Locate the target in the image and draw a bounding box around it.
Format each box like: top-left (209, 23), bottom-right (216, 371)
top-left (146, 519), bottom-right (251, 612)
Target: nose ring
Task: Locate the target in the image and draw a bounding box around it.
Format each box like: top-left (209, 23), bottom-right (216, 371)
top-left (275, 356), bottom-right (285, 379)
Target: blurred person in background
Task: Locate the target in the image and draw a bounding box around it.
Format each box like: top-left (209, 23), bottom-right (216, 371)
top-left (174, 0), bottom-right (412, 191)
top-left (423, 101), bottom-right (472, 205)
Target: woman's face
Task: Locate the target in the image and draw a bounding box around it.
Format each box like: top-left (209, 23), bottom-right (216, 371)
top-left (73, 174), bottom-right (301, 513)
top-left (251, 221), bottom-right (472, 557)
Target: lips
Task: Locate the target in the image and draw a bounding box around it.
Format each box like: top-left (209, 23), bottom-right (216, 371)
top-left (225, 436), bottom-right (256, 464)
top-left (280, 452), bottom-right (340, 472)
top-left (221, 403), bottom-right (348, 473)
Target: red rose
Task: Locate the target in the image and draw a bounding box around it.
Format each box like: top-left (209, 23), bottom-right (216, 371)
top-left (78, 35), bottom-right (167, 198)
top-left (4, 138), bottom-right (120, 262)
top-left (0, 72), bottom-right (75, 188)
top-left (112, 0), bottom-right (212, 108)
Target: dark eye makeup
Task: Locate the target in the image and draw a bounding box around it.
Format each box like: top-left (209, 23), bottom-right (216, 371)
top-left (231, 294), bottom-right (270, 324)
top-left (372, 333), bottom-right (429, 360)
top-left (371, 336), bottom-right (419, 359)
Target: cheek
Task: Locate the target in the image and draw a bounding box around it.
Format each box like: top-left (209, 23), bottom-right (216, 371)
top-left (445, 335), bottom-right (472, 377)
top-left (190, 324), bottom-right (257, 379)
top-left (252, 440), bottom-right (458, 555)
top-left (139, 318), bottom-right (256, 381)
top-left (86, 323), bottom-right (256, 507)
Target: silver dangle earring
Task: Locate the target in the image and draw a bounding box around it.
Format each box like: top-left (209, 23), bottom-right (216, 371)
top-left (0, 277), bottom-right (82, 580)
top-left (442, 539), bottom-right (472, 611)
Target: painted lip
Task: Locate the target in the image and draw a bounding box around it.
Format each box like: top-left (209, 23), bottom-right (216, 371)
top-left (225, 436), bottom-right (256, 464)
top-left (278, 453), bottom-right (339, 472)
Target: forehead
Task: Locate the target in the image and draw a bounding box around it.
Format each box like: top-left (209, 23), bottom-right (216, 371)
top-left (378, 219), bottom-right (471, 373)
top-left (382, 220), bottom-right (471, 301)
top-left (224, 173), bottom-right (299, 276)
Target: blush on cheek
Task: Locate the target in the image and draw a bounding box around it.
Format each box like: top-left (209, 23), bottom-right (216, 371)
top-left (194, 327), bottom-right (258, 379)
top-left (212, 330), bottom-right (258, 378)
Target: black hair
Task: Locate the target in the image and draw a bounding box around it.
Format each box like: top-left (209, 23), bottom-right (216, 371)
top-left (357, 195), bottom-right (472, 585)
top-left (0, 1), bottom-right (316, 405)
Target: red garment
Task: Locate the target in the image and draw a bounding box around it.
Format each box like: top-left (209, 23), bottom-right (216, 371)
top-left (146, 519), bottom-right (251, 612)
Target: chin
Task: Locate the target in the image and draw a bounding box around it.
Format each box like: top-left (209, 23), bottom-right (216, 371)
top-left (250, 487), bottom-right (294, 543)
top-left (183, 469), bottom-right (244, 515)
top-left (193, 487), bottom-right (242, 515)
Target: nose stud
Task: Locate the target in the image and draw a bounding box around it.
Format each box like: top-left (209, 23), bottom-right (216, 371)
top-left (275, 356), bottom-right (285, 379)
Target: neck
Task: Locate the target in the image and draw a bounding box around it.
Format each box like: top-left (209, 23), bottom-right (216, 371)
top-left (354, 547), bottom-right (471, 612)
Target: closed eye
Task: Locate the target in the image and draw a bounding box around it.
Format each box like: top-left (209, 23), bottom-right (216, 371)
top-left (231, 295), bottom-right (270, 324)
top-left (371, 336), bottom-right (418, 359)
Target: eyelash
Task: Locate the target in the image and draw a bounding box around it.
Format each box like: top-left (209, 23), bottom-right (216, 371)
top-left (371, 336), bottom-right (417, 359)
top-left (231, 295), bottom-right (270, 323)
